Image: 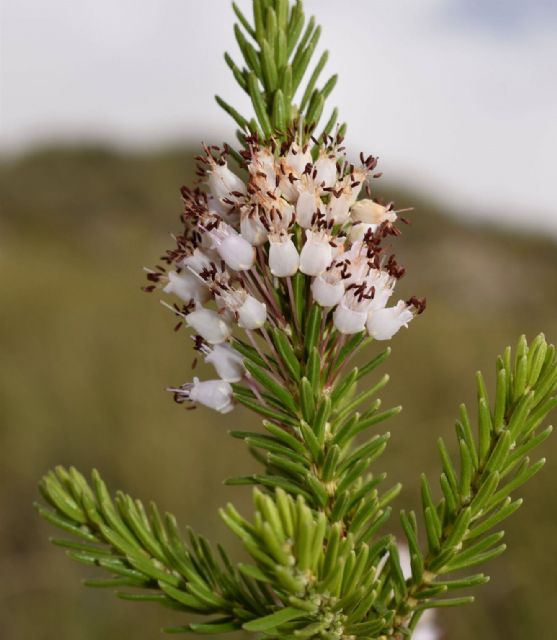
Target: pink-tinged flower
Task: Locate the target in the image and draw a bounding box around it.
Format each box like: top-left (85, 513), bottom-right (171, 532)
top-left (351, 199), bottom-right (397, 226)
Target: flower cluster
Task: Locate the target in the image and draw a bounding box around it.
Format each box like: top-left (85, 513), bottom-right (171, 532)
top-left (146, 135), bottom-right (425, 413)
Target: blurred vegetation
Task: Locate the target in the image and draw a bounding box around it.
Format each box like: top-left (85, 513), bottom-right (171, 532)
top-left (0, 145), bottom-right (556, 640)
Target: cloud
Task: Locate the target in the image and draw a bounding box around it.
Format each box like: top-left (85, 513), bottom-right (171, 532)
top-left (447, 0), bottom-right (557, 31)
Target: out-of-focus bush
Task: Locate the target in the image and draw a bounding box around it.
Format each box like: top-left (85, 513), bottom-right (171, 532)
top-left (0, 146), bottom-right (555, 640)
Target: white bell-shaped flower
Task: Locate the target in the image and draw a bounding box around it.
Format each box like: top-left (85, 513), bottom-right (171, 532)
top-left (207, 161), bottom-right (246, 203)
top-left (189, 377), bottom-right (234, 414)
top-left (163, 270), bottom-right (209, 304)
top-left (237, 294), bottom-right (267, 330)
top-left (240, 210), bottom-right (268, 246)
top-left (366, 300), bottom-right (414, 340)
top-left (366, 270), bottom-right (395, 311)
top-left (268, 232), bottom-right (299, 277)
top-left (185, 305), bottom-right (232, 344)
top-left (217, 286), bottom-right (267, 331)
top-left (204, 343), bottom-right (244, 382)
top-left (208, 222), bottom-right (255, 271)
top-left (299, 229), bottom-right (334, 276)
top-left (351, 199), bottom-right (397, 226)
top-left (314, 150), bottom-right (338, 188)
top-left (311, 265), bottom-right (345, 307)
top-left (295, 177), bottom-right (322, 228)
top-left (333, 286), bottom-right (374, 334)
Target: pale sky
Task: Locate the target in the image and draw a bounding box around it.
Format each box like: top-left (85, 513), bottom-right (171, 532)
top-left (1, 0), bottom-right (556, 233)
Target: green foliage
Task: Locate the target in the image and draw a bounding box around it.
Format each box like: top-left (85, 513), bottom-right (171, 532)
top-left (388, 335), bottom-right (557, 636)
top-left (218, 0), bottom-right (343, 144)
top-left (38, 335), bottom-right (556, 637)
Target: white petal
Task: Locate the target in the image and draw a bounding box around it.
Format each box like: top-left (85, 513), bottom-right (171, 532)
top-left (240, 213), bottom-right (268, 246)
top-left (296, 190), bottom-right (320, 228)
top-left (314, 153), bottom-right (337, 188)
top-left (349, 222), bottom-right (377, 242)
top-left (351, 199), bottom-right (397, 225)
top-left (208, 163), bottom-right (246, 202)
top-left (269, 237), bottom-right (299, 277)
top-left (186, 307), bottom-right (232, 344)
top-left (163, 271), bottom-right (209, 304)
top-left (189, 378), bottom-right (234, 413)
top-left (311, 275), bottom-right (345, 307)
top-left (286, 143), bottom-right (312, 175)
top-left (326, 193), bottom-right (351, 225)
top-left (216, 234), bottom-right (256, 271)
top-left (299, 231), bottom-right (333, 276)
top-left (204, 344), bottom-right (244, 382)
top-left (333, 303), bottom-right (367, 334)
top-left (237, 295), bottom-right (267, 330)
top-left (182, 248), bottom-right (213, 273)
top-left (366, 301), bottom-right (413, 340)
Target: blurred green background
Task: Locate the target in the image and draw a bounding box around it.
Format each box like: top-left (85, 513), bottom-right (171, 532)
top-left (0, 145), bottom-right (556, 640)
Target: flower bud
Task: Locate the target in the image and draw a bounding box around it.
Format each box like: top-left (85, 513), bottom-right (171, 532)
top-left (163, 270), bottom-right (209, 304)
top-left (237, 294), bottom-right (267, 330)
top-left (186, 305), bottom-right (232, 344)
top-left (366, 300), bottom-right (414, 340)
top-left (189, 377), bottom-right (234, 414)
top-left (269, 234), bottom-right (299, 277)
top-left (204, 343), bottom-right (244, 382)
top-left (351, 199), bottom-right (397, 226)
top-left (299, 230), bottom-right (334, 276)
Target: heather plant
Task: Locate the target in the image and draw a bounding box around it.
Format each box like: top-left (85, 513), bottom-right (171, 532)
top-left (37, 1), bottom-right (556, 638)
